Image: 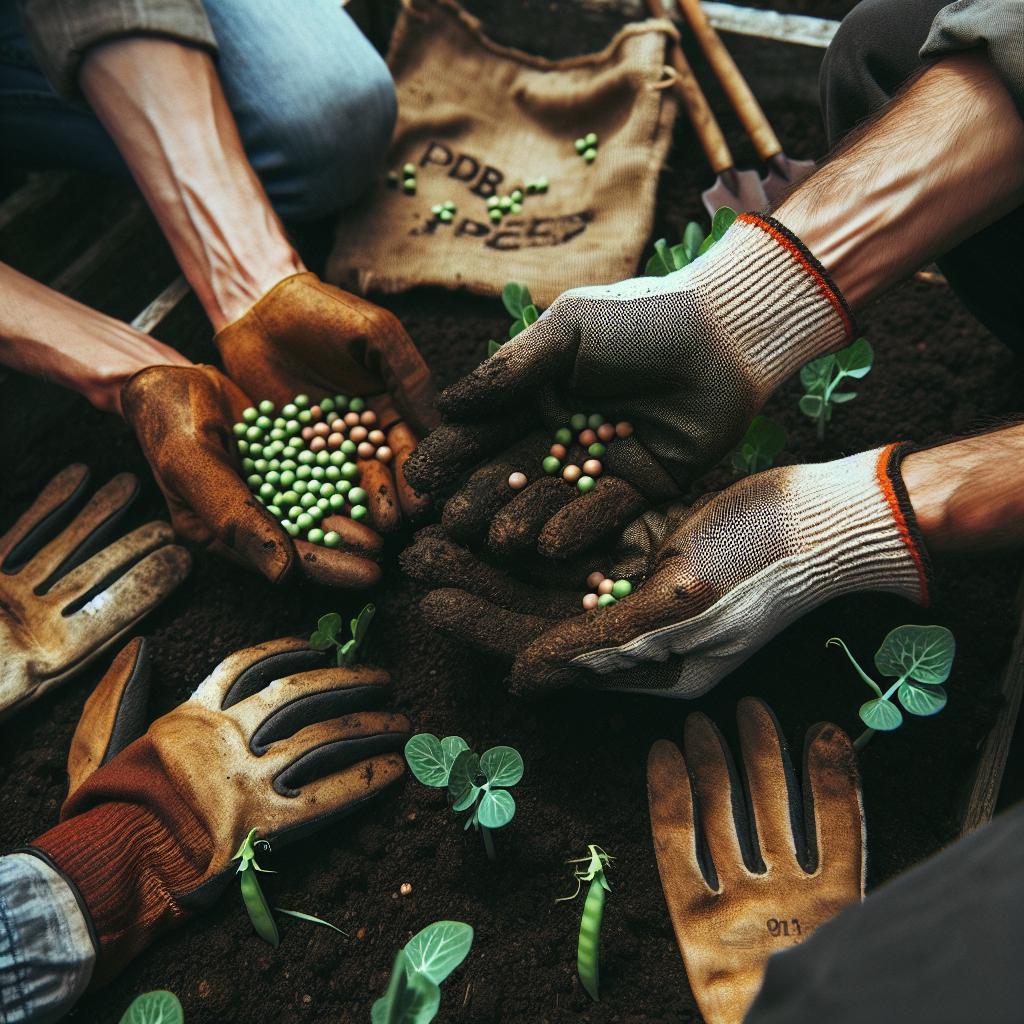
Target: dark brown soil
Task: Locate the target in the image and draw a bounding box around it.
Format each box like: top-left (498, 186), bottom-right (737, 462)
top-left (1, 3), bottom-right (1022, 1023)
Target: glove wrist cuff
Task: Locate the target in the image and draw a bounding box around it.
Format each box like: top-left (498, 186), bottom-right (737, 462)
top-left (695, 213), bottom-right (856, 396)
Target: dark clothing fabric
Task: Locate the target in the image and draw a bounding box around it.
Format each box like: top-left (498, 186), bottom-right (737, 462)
top-left (745, 802), bottom-right (1024, 1023)
top-left (820, 0), bottom-right (1024, 352)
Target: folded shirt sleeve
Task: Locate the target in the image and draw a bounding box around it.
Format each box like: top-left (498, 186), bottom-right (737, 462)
top-left (921, 0), bottom-right (1024, 117)
top-left (0, 853), bottom-right (95, 1024)
top-left (16, 0), bottom-right (217, 100)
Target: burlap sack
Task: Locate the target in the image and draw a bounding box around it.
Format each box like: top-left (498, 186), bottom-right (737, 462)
top-left (327, 0), bottom-right (678, 307)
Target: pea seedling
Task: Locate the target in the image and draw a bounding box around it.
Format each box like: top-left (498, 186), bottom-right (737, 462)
top-left (232, 828), bottom-right (346, 947)
top-left (827, 624), bottom-right (956, 750)
top-left (732, 415), bottom-right (786, 475)
top-left (557, 845), bottom-right (613, 1002)
top-left (119, 991), bottom-right (184, 1024)
top-left (799, 337), bottom-right (874, 441)
top-left (309, 603), bottom-right (375, 666)
top-left (487, 281), bottom-right (542, 356)
top-left (371, 920), bottom-right (474, 1024)
top-left (405, 734), bottom-right (524, 860)
top-left (645, 207), bottom-right (736, 276)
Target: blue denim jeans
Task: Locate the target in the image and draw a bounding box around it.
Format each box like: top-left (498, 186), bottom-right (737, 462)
top-left (0, 0), bottom-right (396, 219)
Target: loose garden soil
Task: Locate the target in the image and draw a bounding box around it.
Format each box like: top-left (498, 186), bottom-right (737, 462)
top-left (1, 2), bottom-right (1022, 1022)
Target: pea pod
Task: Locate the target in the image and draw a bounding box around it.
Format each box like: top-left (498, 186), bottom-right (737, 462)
top-left (557, 845), bottom-right (613, 1002)
top-left (232, 827), bottom-right (280, 947)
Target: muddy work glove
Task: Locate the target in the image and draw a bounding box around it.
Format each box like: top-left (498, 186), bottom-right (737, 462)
top-left (29, 636), bottom-right (409, 984)
top-left (403, 444), bottom-right (930, 697)
top-left (0, 465), bottom-right (189, 720)
top-left (405, 214), bottom-right (854, 559)
top-left (214, 272), bottom-right (436, 531)
top-left (648, 698), bottom-right (864, 1024)
top-left (123, 363), bottom-right (383, 587)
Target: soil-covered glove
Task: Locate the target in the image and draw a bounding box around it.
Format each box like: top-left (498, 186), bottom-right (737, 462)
top-left (404, 444), bottom-right (930, 697)
top-left (30, 635), bottom-right (409, 984)
top-left (648, 698), bottom-right (864, 1024)
top-left (405, 214), bottom-right (854, 559)
top-left (122, 363), bottom-right (383, 587)
top-left (214, 272), bottom-right (436, 531)
top-left (0, 465), bottom-right (189, 720)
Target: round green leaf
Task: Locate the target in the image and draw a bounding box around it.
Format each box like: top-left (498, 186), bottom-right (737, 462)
top-left (403, 921), bottom-right (474, 985)
top-left (800, 354), bottom-right (834, 393)
top-left (501, 281), bottom-right (525, 319)
top-left (835, 337), bottom-right (873, 378)
top-left (371, 951), bottom-right (440, 1024)
top-left (799, 394), bottom-right (824, 419)
top-left (404, 734), bottom-right (449, 788)
top-left (478, 787), bottom-right (516, 828)
top-left (120, 992), bottom-right (184, 1024)
top-left (440, 736), bottom-right (469, 775)
top-left (480, 746), bottom-right (524, 788)
top-left (898, 682), bottom-right (948, 717)
top-left (859, 698), bottom-right (903, 731)
top-left (317, 612), bottom-right (342, 637)
top-left (874, 625), bottom-right (956, 685)
top-left (449, 749), bottom-right (481, 808)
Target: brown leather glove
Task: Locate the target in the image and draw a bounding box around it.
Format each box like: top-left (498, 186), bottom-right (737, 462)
top-left (0, 464), bottom-right (189, 720)
top-left (647, 698), bottom-right (864, 1024)
top-left (122, 362), bottom-right (383, 586)
top-left (31, 635), bottom-right (409, 984)
top-left (214, 272), bottom-right (436, 530)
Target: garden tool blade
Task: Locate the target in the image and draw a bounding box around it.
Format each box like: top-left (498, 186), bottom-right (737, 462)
top-left (761, 153), bottom-right (817, 204)
top-left (701, 166), bottom-right (768, 217)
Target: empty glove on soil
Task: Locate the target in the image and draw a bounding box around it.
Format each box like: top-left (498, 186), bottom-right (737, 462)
top-left (404, 444), bottom-right (930, 697)
top-left (405, 214), bottom-right (855, 558)
top-left (0, 464), bottom-right (189, 721)
top-left (122, 362), bottom-right (384, 587)
top-left (648, 698), bottom-right (864, 1024)
top-left (30, 635), bottom-right (409, 984)
top-left (214, 272), bottom-right (437, 531)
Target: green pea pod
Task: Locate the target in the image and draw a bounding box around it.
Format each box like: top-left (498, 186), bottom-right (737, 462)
top-left (578, 876), bottom-right (605, 1001)
top-left (240, 866), bottom-right (279, 947)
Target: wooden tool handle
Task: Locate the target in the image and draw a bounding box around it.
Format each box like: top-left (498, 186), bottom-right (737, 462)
top-left (645, 0), bottom-right (733, 174)
top-left (674, 0), bottom-right (782, 161)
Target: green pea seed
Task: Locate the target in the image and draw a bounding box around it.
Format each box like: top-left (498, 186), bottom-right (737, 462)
top-left (258, 399), bottom-right (275, 415)
top-left (315, 450), bottom-right (330, 466)
top-left (284, 418), bottom-right (301, 435)
top-left (279, 470), bottom-right (296, 488)
top-left (306, 479), bottom-right (322, 495)
top-left (350, 397), bottom-right (366, 413)
top-left (294, 480), bottom-right (308, 495)
top-left (280, 459), bottom-right (296, 471)
top-left (268, 460), bottom-right (281, 471)
top-left (288, 505), bottom-right (303, 520)
top-left (316, 497), bottom-right (330, 510)
top-left (555, 427), bottom-right (573, 445)
top-left (269, 428), bottom-right (285, 442)
top-left (574, 138), bottom-right (586, 153)
top-left (583, 148), bottom-right (597, 162)
top-left (265, 471), bottom-right (281, 486)
top-left (336, 480), bottom-right (353, 495)
top-left (402, 163), bottom-right (416, 176)
top-left (296, 513), bottom-right (313, 530)
top-left (341, 462), bottom-right (360, 480)
top-left (349, 487), bottom-right (368, 504)
top-left (329, 450), bottom-right (346, 465)
top-left (334, 394), bottom-right (349, 409)
top-left (280, 490), bottom-right (299, 506)
top-left (300, 492), bottom-right (316, 508)
top-left (283, 521), bottom-right (300, 537)
top-left (307, 528), bottom-right (325, 544)
top-left (587, 413), bottom-right (603, 429)
top-left (282, 403), bottom-right (298, 418)
top-left (403, 180), bottom-right (416, 194)
top-left (487, 196), bottom-right (500, 208)
top-left (588, 443), bottom-right (606, 457)
top-left (431, 204), bottom-right (443, 215)
top-left (311, 466), bottom-right (326, 480)
top-left (439, 210), bottom-right (453, 222)
top-left (253, 459), bottom-right (269, 473)
top-left (242, 407), bottom-right (258, 423)
top-left (320, 397), bottom-right (336, 413)
top-left (585, 132), bottom-right (598, 147)
top-left (598, 593), bottom-right (616, 608)
top-left (329, 493), bottom-right (346, 510)
top-left (349, 504), bottom-right (368, 521)
top-left (489, 209), bottom-right (503, 223)
top-left (259, 483), bottom-right (275, 499)
top-left (325, 465), bottom-right (341, 481)
top-left (611, 579), bottom-right (633, 598)
top-left (245, 425), bottom-right (262, 442)
top-left (249, 442), bottom-right (263, 456)
top-left (256, 415), bottom-right (272, 430)
top-left (296, 465), bottom-right (312, 481)
top-left (246, 474), bottom-right (262, 489)
top-left (511, 189), bottom-right (523, 202)
top-left (510, 202), bottom-right (522, 214)
top-left (297, 409), bottom-right (312, 424)
top-left (570, 414), bottom-right (587, 431)
top-left (297, 450), bottom-right (314, 465)
top-left (499, 196), bottom-right (512, 211)
top-left (233, 422), bottom-right (247, 437)
top-left (308, 506), bottom-right (324, 522)
top-left (577, 475), bottom-right (596, 493)
top-left (267, 505), bottom-right (282, 518)
top-left (237, 439), bottom-right (250, 455)
top-left (543, 456), bottom-right (561, 474)
top-left (321, 482), bottom-right (336, 497)
top-left (323, 531), bottom-right (341, 548)
top-left (294, 394), bottom-right (309, 408)
top-left (242, 457), bottom-right (255, 473)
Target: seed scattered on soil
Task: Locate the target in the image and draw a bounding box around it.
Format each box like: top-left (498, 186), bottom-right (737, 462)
top-left (400, 882), bottom-right (413, 896)
top-left (508, 472), bottom-right (528, 490)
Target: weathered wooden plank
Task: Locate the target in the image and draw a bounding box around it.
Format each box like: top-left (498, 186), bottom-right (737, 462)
top-left (131, 276), bottom-right (191, 335)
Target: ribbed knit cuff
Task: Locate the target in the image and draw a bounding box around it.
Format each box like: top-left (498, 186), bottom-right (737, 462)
top-left (692, 213), bottom-right (856, 396)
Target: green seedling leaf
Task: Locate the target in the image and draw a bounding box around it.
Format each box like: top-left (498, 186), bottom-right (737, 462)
top-left (683, 221), bottom-right (704, 262)
top-left (826, 637), bottom-right (883, 696)
top-left (874, 625), bottom-right (956, 685)
top-left (799, 394), bottom-right (824, 420)
top-left (317, 612), bottom-right (342, 638)
top-left (371, 950), bottom-right (441, 1024)
top-left (449, 749), bottom-right (482, 811)
top-left (502, 282), bottom-right (526, 319)
top-left (275, 907), bottom-right (348, 935)
top-left (830, 391), bottom-right (858, 403)
top-left (710, 205), bottom-right (737, 240)
top-left (487, 339), bottom-right (502, 356)
top-left (898, 682), bottom-right (948, 717)
top-left (120, 991), bottom-right (184, 1024)
top-left (732, 415), bottom-right (785, 474)
top-left (508, 318), bottom-right (525, 339)
top-left (800, 354), bottom-right (834, 394)
top-left (402, 921), bottom-right (474, 984)
top-left (480, 745), bottom-right (524, 787)
top-left (404, 734), bottom-right (450, 788)
top-left (645, 238), bottom-right (674, 276)
top-left (478, 787), bottom-right (516, 828)
top-left (522, 304), bottom-right (539, 326)
top-left (669, 242), bottom-right (690, 269)
top-left (440, 736), bottom-right (470, 774)
top-left (835, 337), bottom-right (873, 379)
top-left (859, 698), bottom-right (903, 731)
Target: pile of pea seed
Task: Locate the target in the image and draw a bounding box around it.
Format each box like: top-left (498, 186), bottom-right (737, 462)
top-left (233, 394), bottom-right (382, 546)
top-left (582, 570), bottom-right (633, 610)
top-left (574, 132), bottom-right (599, 163)
top-left (508, 413), bottom-right (634, 495)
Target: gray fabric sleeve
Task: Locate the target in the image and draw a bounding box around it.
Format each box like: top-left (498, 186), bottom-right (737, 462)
top-left (15, 0), bottom-right (217, 100)
top-left (0, 853), bottom-right (95, 1024)
top-left (921, 0), bottom-right (1024, 116)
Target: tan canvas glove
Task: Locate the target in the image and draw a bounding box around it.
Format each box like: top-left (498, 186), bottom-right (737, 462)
top-left (30, 635), bottom-right (409, 984)
top-left (0, 465), bottom-right (189, 720)
top-left (648, 698), bottom-right (864, 1024)
top-left (406, 444), bottom-right (930, 696)
top-left (214, 272), bottom-right (436, 529)
top-left (122, 363), bottom-right (383, 587)
top-left (405, 214), bottom-right (854, 558)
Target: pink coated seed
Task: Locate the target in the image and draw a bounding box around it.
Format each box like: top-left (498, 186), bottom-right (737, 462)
top-left (368, 429), bottom-right (386, 445)
top-left (562, 465), bottom-right (581, 484)
top-left (345, 411), bottom-right (361, 427)
top-left (578, 429), bottom-right (597, 447)
top-left (330, 418), bottom-right (346, 433)
top-left (615, 421), bottom-right (634, 438)
top-left (309, 437), bottom-right (327, 452)
top-left (586, 571), bottom-right (605, 589)
top-left (376, 446), bottom-right (394, 463)
top-left (360, 410), bottom-right (377, 426)
top-left (598, 423), bottom-right (616, 442)
top-left (301, 426), bottom-right (315, 441)
top-left (313, 422), bottom-right (330, 437)
top-left (550, 443), bottom-right (567, 459)
top-left (327, 432), bottom-right (344, 449)
top-left (310, 405), bottom-right (322, 420)
top-left (582, 459), bottom-right (603, 477)
top-left (350, 426), bottom-right (368, 442)
top-left (357, 441), bottom-right (376, 459)
top-left (508, 472), bottom-right (528, 490)
top-left (582, 593), bottom-right (599, 610)
top-left (598, 579), bottom-right (614, 595)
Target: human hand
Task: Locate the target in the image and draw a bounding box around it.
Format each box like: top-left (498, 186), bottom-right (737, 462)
top-left (122, 363), bottom-right (383, 586)
top-left (648, 698), bottom-right (864, 1024)
top-left (0, 465), bottom-right (189, 721)
top-left (403, 445), bottom-right (929, 697)
top-left (214, 272), bottom-right (436, 531)
top-left (405, 214), bottom-right (854, 559)
top-left (32, 635), bottom-right (409, 982)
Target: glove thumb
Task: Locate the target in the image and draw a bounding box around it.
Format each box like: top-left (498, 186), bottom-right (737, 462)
top-left (66, 637), bottom-right (152, 800)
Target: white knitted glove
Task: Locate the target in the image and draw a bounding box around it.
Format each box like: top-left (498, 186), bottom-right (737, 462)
top-left (410, 444), bottom-right (930, 697)
top-left (406, 214), bottom-right (855, 559)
